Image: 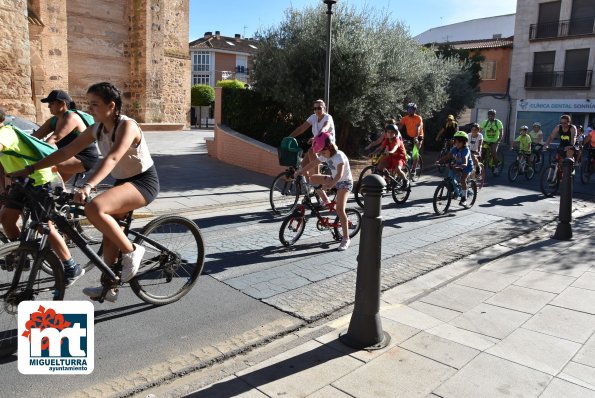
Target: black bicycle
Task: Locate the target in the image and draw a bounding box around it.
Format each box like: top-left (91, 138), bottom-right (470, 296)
top-left (353, 154), bottom-right (411, 208)
top-left (433, 164), bottom-right (478, 215)
top-left (0, 179), bottom-right (205, 357)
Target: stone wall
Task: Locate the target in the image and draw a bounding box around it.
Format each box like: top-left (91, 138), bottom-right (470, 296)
top-left (0, 0), bottom-right (35, 117)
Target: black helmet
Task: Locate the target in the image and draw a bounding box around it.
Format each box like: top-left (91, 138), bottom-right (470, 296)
top-left (407, 103), bottom-right (417, 110)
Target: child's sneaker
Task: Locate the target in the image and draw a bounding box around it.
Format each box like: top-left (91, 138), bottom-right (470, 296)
top-left (337, 238), bottom-right (350, 251)
top-left (459, 197), bottom-right (467, 206)
top-left (64, 264), bottom-right (85, 287)
top-left (82, 286), bottom-right (118, 302)
top-left (121, 244), bottom-right (145, 282)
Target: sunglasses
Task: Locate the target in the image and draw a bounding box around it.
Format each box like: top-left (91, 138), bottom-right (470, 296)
top-left (313, 106), bottom-right (323, 111)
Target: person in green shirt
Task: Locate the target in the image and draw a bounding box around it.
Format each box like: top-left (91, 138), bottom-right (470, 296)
top-left (479, 109), bottom-right (504, 173)
top-left (0, 108), bottom-right (84, 286)
top-left (510, 125), bottom-right (533, 169)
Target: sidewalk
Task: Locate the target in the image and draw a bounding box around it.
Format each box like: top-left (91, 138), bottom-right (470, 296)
top-left (178, 209), bottom-right (595, 398)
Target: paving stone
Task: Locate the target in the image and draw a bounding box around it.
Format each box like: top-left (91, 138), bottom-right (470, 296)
top-left (236, 340), bottom-right (362, 397)
top-left (332, 347), bottom-right (456, 398)
top-left (454, 269), bottom-right (519, 292)
top-left (523, 305), bottom-right (595, 343)
top-left (572, 271), bottom-right (595, 291)
top-left (485, 285), bottom-right (555, 314)
top-left (480, 255), bottom-right (542, 276)
top-left (307, 385), bottom-right (352, 397)
top-left (513, 270), bottom-right (576, 293)
top-left (381, 304), bottom-right (445, 330)
top-left (573, 334), bottom-right (595, 368)
top-left (433, 353), bottom-right (552, 398)
top-left (399, 331), bottom-right (480, 369)
top-left (408, 301), bottom-right (462, 322)
top-left (486, 328), bottom-right (580, 375)
top-left (559, 361), bottom-right (595, 390)
top-left (536, 260), bottom-right (591, 277)
top-left (425, 323), bottom-right (498, 351)
top-left (551, 287), bottom-right (595, 315)
top-left (449, 303), bottom-right (531, 339)
top-left (191, 375), bottom-right (268, 397)
top-left (419, 284), bottom-right (494, 313)
top-left (540, 378), bottom-right (595, 398)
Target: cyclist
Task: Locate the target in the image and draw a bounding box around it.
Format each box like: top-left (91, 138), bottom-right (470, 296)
top-left (544, 114), bottom-right (577, 163)
top-left (14, 82), bottom-right (159, 303)
top-left (399, 103), bottom-right (423, 172)
top-left (33, 90), bottom-right (99, 183)
top-left (468, 123), bottom-right (483, 173)
top-left (437, 131), bottom-right (473, 205)
top-left (576, 125), bottom-right (585, 163)
top-left (0, 108), bottom-right (84, 286)
top-left (510, 125), bottom-right (533, 171)
top-left (365, 118), bottom-right (401, 152)
top-left (479, 109), bottom-right (504, 174)
top-left (295, 133), bottom-right (353, 251)
top-left (289, 99), bottom-right (335, 169)
top-left (435, 114), bottom-right (458, 146)
top-left (529, 122), bottom-right (544, 145)
top-left (372, 124), bottom-right (409, 189)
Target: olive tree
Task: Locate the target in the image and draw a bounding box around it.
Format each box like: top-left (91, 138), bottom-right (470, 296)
top-left (253, 3), bottom-right (465, 152)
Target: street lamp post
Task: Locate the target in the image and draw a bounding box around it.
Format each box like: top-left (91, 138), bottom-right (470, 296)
top-left (323, 0), bottom-right (337, 109)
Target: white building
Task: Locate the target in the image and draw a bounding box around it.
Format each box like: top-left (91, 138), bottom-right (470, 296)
top-left (415, 14), bottom-right (515, 44)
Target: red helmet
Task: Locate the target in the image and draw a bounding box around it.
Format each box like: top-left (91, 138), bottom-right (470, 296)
top-left (312, 131), bottom-right (332, 153)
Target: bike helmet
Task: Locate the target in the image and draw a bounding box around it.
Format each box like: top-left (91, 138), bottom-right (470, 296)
top-left (453, 131), bottom-right (468, 141)
top-left (519, 125), bottom-right (529, 131)
top-left (407, 102), bottom-right (417, 110)
top-left (385, 124), bottom-right (399, 132)
top-left (532, 122), bottom-right (541, 127)
top-left (312, 131), bottom-right (332, 153)
top-left (487, 109), bottom-right (496, 116)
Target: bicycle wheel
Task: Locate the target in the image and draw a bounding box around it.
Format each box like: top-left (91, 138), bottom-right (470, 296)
top-left (433, 181), bottom-right (452, 215)
top-left (354, 165), bottom-right (375, 209)
top-left (270, 172), bottom-right (299, 216)
top-left (391, 165), bottom-right (411, 204)
top-left (462, 180), bottom-right (478, 209)
top-left (279, 213), bottom-right (306, 246)
top-left (508, 161), bottom-right (519, 182)
top-left (475, 163), bottom-right (486, 190)
top-left (0, 242), bottom-right (65, 357)
top-left (533, 152), bottom-right (544, 173)
top-left (494, 151), bottom-right (505, 176)
top-left (333, 209), bottom-right (362, 240)
top-left (525, 165), bottom-right (535, 180)
top-left (130, 215), bottom-right (204, 305)
top-left (410, 154), bottom-right (423, 181)
top-left (540, 165), bottom-right (559, 197)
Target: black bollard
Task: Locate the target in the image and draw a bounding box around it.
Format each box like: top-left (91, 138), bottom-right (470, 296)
top-left (553, 157), bottom-right (574, 240)
top-left (339, 174), bottom-right (390, 350)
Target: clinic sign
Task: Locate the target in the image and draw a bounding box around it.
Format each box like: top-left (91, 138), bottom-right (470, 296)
top-left (517, 99), bottom-right (595, 112)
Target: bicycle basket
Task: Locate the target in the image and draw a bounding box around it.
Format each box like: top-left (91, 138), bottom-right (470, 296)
top-left (278, 137), bottom-right (302, 167)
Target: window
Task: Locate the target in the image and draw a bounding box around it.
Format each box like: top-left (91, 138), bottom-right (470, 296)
top-left (536, 1), bottom-right (561, 38)
top-left (570, 0), bottom-right (595, 35)
top-left (192, 74), bottom-right (210, 86)
top-left (236, 55), bottom-right (248, 74)
top-left (479, 61), bottom-right (496, 80)
top-left (192, 51), bottom-right (210, 72)
top-left (531, 51), bottom-right (556, 87)
top-left (564, 48), bottom-right (590, 86)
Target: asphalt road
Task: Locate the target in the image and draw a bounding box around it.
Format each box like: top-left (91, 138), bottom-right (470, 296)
top-left (1, 139), bottom-right (594, 397)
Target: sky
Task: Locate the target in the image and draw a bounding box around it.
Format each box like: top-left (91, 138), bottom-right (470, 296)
top-left (189, 0), bottom-right (517, 41)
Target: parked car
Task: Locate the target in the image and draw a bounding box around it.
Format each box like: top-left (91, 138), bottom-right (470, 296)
top-left (5, 115), bottom-right (39, 134)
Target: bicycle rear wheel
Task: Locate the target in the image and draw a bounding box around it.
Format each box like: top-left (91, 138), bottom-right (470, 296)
top-left (354, 165), bottom-right (375, 209)
top-left (391, 166), bottom-right (411, 204)
top-left (433, 181), bottom-right (452, 215)
top-left (270, 171), bottom-right (299, 216)
top-left (462, 180), bottom-right (478, 209)
top-left (130, 215), bottom-right (204, 305)
top-left (0, 242), bottom-right (65, 357)
top-left (279, 213), bottom-right (306, 246)
top-left (540, 165), bottom-right (559, 197)
top-left (508, 161), bottom-right (519, 182)
top-left (333, 209), bottom-right (362, 240)
top-left (410, 154), bottom-right (423, 181)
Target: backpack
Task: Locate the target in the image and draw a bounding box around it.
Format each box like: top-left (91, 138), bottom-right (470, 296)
top-left (3, 124), bottom-right (57, 162)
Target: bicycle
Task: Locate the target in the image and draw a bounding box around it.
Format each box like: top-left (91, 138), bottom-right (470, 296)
top-left (436, 139), bottom-right (452, 174)
top-left (0, 179), bottom-right (205, 357)
top-left (403, 138), bottom-right (423, 181)
top-left (353, 153), bottom-right (411, 208)
top-left (530, 143), bottom-right (544, 173)
top-left (279, 184), bottom-right (362, 247)
top-left (470, 161), bottom-right (485, 191)
top-left (581, 147), bottom-right (595, 184)
top-left (480, 142), bottom-right (504, 176)
top-left (539, 144), bottom-right (578, 197)
top-left (433, 163), bottom-right (478, 215)
top-left (508, 149), bottom-right (535, 182)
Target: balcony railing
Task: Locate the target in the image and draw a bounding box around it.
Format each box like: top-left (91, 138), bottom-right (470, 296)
top-left (525, 70), bottom-right (593, 89)
top-left (235, 65), bottom-right (250, 75)
top-left (530, 17), bottom-right (595, 40)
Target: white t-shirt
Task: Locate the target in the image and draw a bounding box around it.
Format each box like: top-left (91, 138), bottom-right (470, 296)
top-left (468, 132), bottom-right (483, 152)
top-left (306, 113), bottom-right (335, 142)
top-left (316, 150), bottom-right (352, 183)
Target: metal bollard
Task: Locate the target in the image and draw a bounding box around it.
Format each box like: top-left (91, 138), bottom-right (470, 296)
top-left (553, 157), bottom-right (574, 240)
top-left (339, 174), bottom-right (390, 350)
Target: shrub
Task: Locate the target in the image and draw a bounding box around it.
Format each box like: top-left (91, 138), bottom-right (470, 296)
top-left (216, 80), bottom-right (246, 90)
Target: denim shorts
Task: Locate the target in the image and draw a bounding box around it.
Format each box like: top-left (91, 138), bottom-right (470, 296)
top-left (335, 180), bottom-right (353, 192)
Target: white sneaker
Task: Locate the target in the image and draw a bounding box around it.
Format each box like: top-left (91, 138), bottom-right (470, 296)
top-left (121, 244), bottom-right (145, 282)
top-left (82, 286), bottom-right (118, 303)
top-left (337, 238), bottom-right (350, 251)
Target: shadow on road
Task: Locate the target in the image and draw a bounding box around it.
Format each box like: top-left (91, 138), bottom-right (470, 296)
top-left (479, 193), bottom-right (543, 208)
top-left (94, 301), bottom-right (156, 324)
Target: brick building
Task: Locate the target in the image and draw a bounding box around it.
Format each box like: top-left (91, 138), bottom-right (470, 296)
top-left (0, 0), bottom-right (191, 127)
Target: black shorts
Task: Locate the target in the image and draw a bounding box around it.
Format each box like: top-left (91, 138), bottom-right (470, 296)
top-left (4, 182), bottom-right (49, 211)
top-left (75, 149), bottom-right (99, 172)
top-left (114, 165), bottom-right (160, 204)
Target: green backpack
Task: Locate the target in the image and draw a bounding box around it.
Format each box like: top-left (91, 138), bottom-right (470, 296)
top-left (3, 124), bottom-right (57, 162)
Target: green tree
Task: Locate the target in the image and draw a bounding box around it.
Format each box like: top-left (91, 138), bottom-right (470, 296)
top-left (191, 84), bottom-right (215, 107)
top-left (216, 79), bottom-right (246, 89)
top-left (253, 3), bottom-right (464, 153)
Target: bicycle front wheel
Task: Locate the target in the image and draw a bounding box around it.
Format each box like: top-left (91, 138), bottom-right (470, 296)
top-left (354, 165), bottom-right (376, 209)
top-left (279, 213), bottom-right (306, 246)
top-left (433, 181), bottom-right (452, 215)
top-left (494, 151), bottom-right (505, 176)
top-left (130, 215), bottom-right (204, 305)
top-left (270, 172), bottom-right (299, 216)
top-left (333, 209), bottom-right (362, 240)
top-left (410, 154), bottom-right (423, 181)
top-left (475, 163), bottom-right (486, 190)
top-left (508, 161), bottom-right (519, 182)
top-left (392, 166), bottom-right (411, 204)
top-left (0, 242), bottom-right (65, 357)
top-left (540, 165), bottom-right (559, 197)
